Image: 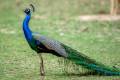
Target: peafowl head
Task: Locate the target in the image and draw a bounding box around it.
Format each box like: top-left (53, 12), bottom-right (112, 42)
top-left (24, 4), bottom-right (35, 15)
top-left (24, 8), bottom-right (31, 15)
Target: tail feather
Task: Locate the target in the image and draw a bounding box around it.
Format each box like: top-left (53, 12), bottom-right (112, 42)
top-left (62, 44), bottom-right (120, 76)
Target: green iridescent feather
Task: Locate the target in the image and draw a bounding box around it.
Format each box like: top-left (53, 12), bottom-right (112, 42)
top-left (61, 44), bottom-right (120, 75)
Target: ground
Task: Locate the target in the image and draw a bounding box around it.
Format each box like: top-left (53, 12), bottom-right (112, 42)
top-left (0, 0), bottom-right (120, 80)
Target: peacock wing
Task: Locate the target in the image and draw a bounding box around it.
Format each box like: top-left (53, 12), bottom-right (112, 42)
top-left (32, 33), bottom-right (68, 57)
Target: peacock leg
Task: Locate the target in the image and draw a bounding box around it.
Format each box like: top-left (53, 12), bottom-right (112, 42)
top-left (38, 53), bottom-right (45, 76)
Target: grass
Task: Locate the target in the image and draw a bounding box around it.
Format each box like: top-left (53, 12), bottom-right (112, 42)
top-left (0, 0), bottom-right (120, 80)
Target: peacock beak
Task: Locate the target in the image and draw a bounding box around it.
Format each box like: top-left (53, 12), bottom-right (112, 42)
top-left (24, 9), bottom-right (26, 13)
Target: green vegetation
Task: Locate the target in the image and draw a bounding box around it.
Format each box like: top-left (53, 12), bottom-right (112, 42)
top-left (0, 0), bottom-right (120, 80)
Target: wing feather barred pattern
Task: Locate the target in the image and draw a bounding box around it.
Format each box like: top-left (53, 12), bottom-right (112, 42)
top-left (32, 33), bottom-right (68, 57)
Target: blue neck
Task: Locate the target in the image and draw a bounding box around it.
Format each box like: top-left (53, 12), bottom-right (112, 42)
top-left (23, 14), bottom-right (32, 42)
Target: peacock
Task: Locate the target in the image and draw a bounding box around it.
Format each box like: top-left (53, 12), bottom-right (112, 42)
top-left (22, 4), bottom-right (120, 76)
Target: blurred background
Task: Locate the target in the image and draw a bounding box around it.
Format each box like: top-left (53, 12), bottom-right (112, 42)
top-left (0, 0), bottom-right (120, 80)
